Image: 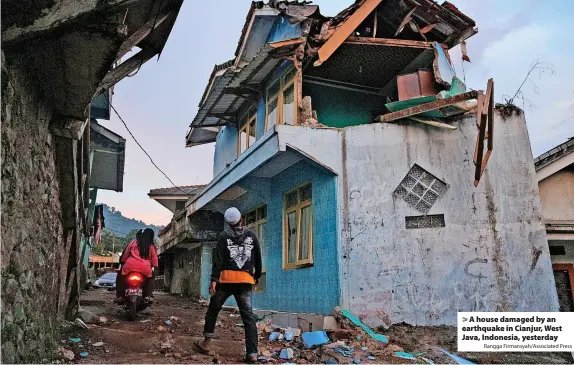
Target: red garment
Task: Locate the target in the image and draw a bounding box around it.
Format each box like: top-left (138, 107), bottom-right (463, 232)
top-left (121, 240), bottom-right (158, 277)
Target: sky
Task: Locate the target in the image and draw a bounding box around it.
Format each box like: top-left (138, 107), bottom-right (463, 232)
top-left (97, 0), bottom-right (574, 226)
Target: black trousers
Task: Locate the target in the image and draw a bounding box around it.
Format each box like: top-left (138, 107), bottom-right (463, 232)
top-left (203, 283), bottom-right (257, 355)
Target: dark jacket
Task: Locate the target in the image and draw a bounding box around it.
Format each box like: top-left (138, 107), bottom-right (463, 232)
top-left (210, 226), bottom-right (262, 283)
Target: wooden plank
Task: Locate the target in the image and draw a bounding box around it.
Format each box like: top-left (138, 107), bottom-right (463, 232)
top-left (406, 117), bottom-right (457, 130)
top-left (314, 0), bottom-right (383, 66)
top-left (485, 79), bottom-right (494, 150)
top-left (97, 48), bottom-right (157, 95)
top-left (375, 90), bottom-right (478, 122)
top-left (268, 38), bottom-right (305, 49)
top-left (345, 36), bottom-right (434, 49)
top-left (116, 10), bottom-right (174, 59)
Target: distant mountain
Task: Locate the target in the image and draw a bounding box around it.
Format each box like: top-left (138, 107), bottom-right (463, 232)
top-left (98, 203), bottom-right (164, 237)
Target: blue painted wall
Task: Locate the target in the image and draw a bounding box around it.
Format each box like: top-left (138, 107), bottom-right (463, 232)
top-left (203, 161), bottom-right (339, 314)
top-left (213, 126), bottom-right (238, 177)
top-left (212, 15), bottom-right (299, 177)
top-left (267, 17), bottom-right (301, 43)
top-left (303, 83), bottom-right (386, 127)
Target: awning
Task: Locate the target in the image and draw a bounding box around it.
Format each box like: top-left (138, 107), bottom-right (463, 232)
top-left (90, 121), bottom-right (126, 192)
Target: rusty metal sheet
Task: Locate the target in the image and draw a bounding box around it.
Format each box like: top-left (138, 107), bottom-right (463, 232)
top-left (397, 70), bottom-right (438, 100)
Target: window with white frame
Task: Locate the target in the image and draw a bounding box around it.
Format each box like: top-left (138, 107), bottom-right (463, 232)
top-left (266, 67), bottom-right (297, 131)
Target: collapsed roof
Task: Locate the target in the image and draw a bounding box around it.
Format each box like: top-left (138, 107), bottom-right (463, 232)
top-left (186, 0), bottom-right (477, 147)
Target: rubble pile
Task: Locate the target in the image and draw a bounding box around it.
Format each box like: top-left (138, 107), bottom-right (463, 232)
top-left (253, 308), bottom-right (453, 364)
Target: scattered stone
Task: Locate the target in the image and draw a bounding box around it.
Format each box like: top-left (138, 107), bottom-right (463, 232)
top-left (99, 316), bottom-right (108, 324)
top-left (74, 318), bottom-right (88, 329)
top-left (157, 325), bottom-right (167, 332)
top-left (77, 309), bottom-right (100, 324)
top-left (169, 316), bottom-right (180, 322)
top-left (140, 319), bottom-right (151, 323)
top-left (56, 347), bottom-right (75, 361)
top-left (92, 342), bottom-right (104, 347)
top-left (105, 350), bottom-right (110, 353)
top-left (280, 348), bottom-right (294, 360)
top-left (174, 353), bottom-right (183, 359)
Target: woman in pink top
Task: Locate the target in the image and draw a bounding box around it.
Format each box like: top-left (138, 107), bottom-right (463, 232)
top-left (121, 228), bottom-right (158, 277)
top-left (116, 228), bottom-right (158, 302)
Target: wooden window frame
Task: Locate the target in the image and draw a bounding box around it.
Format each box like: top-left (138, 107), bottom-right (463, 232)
top-left (265, 67), bottom-right (298, 131)
top-left (283, 183), bottom-right (313, 270)
top-left (237, 107), bottom-right (257, 156)
top-left (243, 205), bottom-right (268, 293)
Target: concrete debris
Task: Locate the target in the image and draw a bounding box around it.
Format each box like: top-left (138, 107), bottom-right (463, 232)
top-left (74, 318), bottom-right (88, 329)
top-left (302, 330), bottom-right (329, 347)
top-left (280, 348), bottom-right (294, 360)
top-left (91, 342), bottom-right (104, 347)
top-left (77, 309), bottom-right (100, 324)
top-left (55, 347), bottom-right (75, 361)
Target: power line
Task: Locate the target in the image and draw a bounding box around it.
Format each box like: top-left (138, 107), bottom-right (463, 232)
top-left (103, 93), bottom-right (188, 195)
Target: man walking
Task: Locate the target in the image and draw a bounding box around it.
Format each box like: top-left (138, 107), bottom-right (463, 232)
top-left (194, 207), bottom-right (262, 363)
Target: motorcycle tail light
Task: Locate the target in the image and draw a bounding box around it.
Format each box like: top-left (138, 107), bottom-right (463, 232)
top-left (127, 273), bottom-right (143, 283)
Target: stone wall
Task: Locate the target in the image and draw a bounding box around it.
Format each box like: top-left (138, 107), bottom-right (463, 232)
top-left (1, 51), bottom-right (66, 363)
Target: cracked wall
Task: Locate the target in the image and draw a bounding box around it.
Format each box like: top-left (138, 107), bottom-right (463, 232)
top-left (338, 111), bottom-right (559, 327)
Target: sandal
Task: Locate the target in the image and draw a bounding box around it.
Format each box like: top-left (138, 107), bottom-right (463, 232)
top-left (193, 340), bottom-right (211, 355)
top-left (245, 354), bottom-right (258, 364)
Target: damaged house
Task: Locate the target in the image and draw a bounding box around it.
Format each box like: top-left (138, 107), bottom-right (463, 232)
top-left (535, 138), bottom-right (574, 312)
top-left (1, 0), bottom-right (182, 362)
top-left (160, 0), bottom-right (559, 327)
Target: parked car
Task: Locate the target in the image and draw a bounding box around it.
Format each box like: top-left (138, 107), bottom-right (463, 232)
top-left (94, 272), bottom-right (117, 290)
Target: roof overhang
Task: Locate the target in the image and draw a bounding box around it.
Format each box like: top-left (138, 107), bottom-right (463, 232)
top-left (3, 0), bottom-right (183, 121)
top-left (186, 124), bottom-right (341, 215)
top-left (186, 38), bottom-right (304, 147)
top-left (90, 121), bottom-right (126, 192)
top-left (535, 139), bottom-right (574, 182)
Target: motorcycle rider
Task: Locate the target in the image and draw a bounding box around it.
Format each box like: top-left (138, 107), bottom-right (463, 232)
top-left (115, 229), bottom-right (142, 302)
top-left (115, 228), bottom-right (158, 303)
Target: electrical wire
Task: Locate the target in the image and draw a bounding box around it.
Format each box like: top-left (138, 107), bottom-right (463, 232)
top-left (103, 93), bottom-right (188, 195)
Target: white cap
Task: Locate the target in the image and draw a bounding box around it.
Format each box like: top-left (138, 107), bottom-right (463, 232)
top-left (224, 207), bottom-right (241, 225)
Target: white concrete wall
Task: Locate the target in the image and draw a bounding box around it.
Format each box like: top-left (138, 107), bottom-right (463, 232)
top-left (336, 111), bottom-right (559, 327)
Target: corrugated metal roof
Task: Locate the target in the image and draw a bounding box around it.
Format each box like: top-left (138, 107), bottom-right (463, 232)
top-left (534, 138), bottom-right (574, 171)
top-left (186, 39), bottom-right (303, 147)
top-left (148, 185), bottom-right (205, 196)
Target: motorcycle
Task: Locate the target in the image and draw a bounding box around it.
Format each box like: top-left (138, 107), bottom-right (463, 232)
top-left (119, 271), bottom-right (151, 320)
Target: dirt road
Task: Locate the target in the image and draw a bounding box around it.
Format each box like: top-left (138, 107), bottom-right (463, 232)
top-left (68, 289), bottom-right (248, 364)
top-left (59, 290), bottom-right (573, 364)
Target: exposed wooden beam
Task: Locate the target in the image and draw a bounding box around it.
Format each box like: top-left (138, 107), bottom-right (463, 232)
top-left (314, 0), bottom-right (383, 66)
top-left (97, 48), bottom-right (157, 95)
top-left (406, 117), bottom-right (457, 130)
top-left (375, 91), bottom-right (478, 122)
top-left (345, 36), bottom-right (435, 49)
top-left (474, 79), bottom-right (494, 187)
top-left (50, 117), bottom-right (89, 140)
top-left (268, 37), bottom-right (305, 49)
top-left (2, 0), bottom-right (138, 44)
top-left (116, 10), bottom-right (174, 60)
